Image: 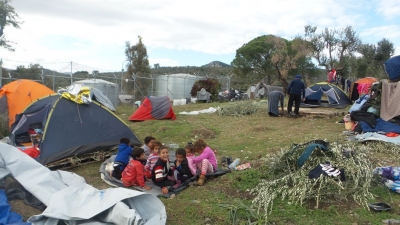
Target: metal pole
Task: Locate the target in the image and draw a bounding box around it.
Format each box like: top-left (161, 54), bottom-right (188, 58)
top-left (0, 60), bottom-right (2, 87)
top-left (132, 74), bottom-right (136, 106)
top-left (70, 61), bottom-right (73, 85)
top-left (53, 70), bottom-right (55, 91)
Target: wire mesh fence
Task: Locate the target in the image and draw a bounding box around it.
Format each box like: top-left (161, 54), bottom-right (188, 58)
top-left (0, 65), bottom-right (232, 103)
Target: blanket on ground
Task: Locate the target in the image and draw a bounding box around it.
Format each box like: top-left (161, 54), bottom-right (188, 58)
top-left (100, 155), bottom-right (230, 198)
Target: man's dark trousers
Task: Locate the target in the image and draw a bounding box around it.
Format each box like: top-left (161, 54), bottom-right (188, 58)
top-left (287, 93), bottom-right (301, 115)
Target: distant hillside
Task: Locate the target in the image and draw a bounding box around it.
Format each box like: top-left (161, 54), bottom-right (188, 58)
top-left (201, 61), bottom-right (231, 68)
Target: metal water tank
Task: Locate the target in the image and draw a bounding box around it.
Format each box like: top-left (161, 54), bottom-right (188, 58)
top-left (74, 79), bottom-right (120, 106)
top-left (155, 74), bottom-right (200, 100)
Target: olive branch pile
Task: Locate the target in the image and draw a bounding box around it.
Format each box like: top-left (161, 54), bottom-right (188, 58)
top-left (251, 141), bottom-right (377, 221)
top-left (217, 101), bottom-right (265, 117)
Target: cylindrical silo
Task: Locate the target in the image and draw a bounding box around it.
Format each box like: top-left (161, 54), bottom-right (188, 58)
top-left (155, 74), bottom-right (200, 100)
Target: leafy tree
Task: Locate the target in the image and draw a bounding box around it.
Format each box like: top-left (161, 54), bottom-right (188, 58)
top-left (0, 0), bottom-right (21, 51)
top-left (14, 63), bottom-right (42, 81)
top-left (302, 25), bottom-right (361, 76)
top-left (265, 35), bottom-right (315, 87)
top-left (356, 38), bottom-right (395, 78)
top-left (125, 36), bottom-right (151, 99)
top-left (190, 78), bottom-right (222, 102)
top-left (232, 35), bottom-right (316, 88)
top-left (231, 35), bottom-right (275, 84)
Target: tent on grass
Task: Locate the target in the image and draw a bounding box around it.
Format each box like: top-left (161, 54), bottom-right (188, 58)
top-left (246, 85), bottom-right (256, 99)
top-left (128, 96), bottom-right (176, 121)
top-left (9, 94), bottom-right (141, 165)
top-left (349, 77), bottom-right (378, 101)
top-left (251, 82), bottom-right (284, 99)
top-left (302, 82), bottom-right (352, 108)
top-left (0, 79), bottom-right (55, 128)
top-left (59, 84), bottom-right (116, 111)
top-left (384, 55), bottom-right (400, 81)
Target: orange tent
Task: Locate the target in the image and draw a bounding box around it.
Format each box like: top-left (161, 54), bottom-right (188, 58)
top-left (349, 77), bottom-right (378, 101)
top-left (355, 77), bottom-right (378, 84)
top-left (0, 80), bottom-right (55, 128)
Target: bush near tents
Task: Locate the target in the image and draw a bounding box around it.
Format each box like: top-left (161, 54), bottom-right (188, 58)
top-left (190, 78), bottom-right (222, 102)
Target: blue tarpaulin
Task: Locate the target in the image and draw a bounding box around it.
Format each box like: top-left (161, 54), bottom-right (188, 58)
top-left (384, 55), bottom-right (400, 81)
top-left (0, 189), bottom-right (30, 225)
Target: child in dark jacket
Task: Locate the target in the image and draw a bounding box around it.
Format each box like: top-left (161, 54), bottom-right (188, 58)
top-left (173, 148), bottom-right (193, 188)
top-left (112, 137), bottom-right (132, 179)
top-left (152, 145), bottom-right (175, 194)
top-left (121, 147), bottom-right (152, 190)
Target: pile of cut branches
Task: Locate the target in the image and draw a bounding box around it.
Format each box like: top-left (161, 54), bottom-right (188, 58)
top-left (217, 101), bottom-right (264, 117)
top-left (251, 141), bottom-right (375, 221)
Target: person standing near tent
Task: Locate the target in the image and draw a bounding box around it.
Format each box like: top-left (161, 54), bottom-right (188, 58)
top-left (287, 75), bottom-right (306, 118)
top-left (327, 69), bottom-right (336, 84)
top-left (268, 90), bottom-right (285, 117)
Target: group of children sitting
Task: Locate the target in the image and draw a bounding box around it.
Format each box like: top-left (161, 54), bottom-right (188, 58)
top-left (111, 136), bottom-right (218, 194)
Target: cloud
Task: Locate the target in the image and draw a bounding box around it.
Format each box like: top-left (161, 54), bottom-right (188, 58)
top-left (376, 0), bottom-right (400, 20)
top-left (0, 0), bottom-right (398, 70)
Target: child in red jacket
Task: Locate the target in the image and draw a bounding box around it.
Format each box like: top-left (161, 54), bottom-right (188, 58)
top-left (121, 147), bottom-right (152, 190)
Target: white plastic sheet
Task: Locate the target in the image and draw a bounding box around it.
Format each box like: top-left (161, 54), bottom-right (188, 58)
top-left (0, 143), bottom-right (166, 225)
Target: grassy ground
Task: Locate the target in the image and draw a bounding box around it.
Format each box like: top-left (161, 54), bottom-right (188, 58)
top-left (10, 100), bottom-right (400, 224)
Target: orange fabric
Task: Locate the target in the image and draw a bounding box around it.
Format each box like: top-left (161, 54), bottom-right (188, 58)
top-left (355, 77), bottom-right (378, 84)
top-left (0, 79), bottom-right (55, 128)
top-left (386, 132), bottom-right (400, 137)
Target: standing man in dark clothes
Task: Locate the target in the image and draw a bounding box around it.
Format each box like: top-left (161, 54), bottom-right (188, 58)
top-left (287, 74), bottom-right (306, 118)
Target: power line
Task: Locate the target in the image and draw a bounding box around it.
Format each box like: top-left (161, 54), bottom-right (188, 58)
top-left (72, 62), bottom-right (117, 72)
top-left (2, 59), bottom-right (119, 73)
top-left (2, 59), bottom-right (70, 64)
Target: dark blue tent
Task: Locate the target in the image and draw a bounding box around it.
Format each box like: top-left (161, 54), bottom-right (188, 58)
top-left (10, 95), bottom-right (141, 165)
top-left (384, 55), bottom-right (400, 81)
top-left (302, 82), bottom-right (352, 108)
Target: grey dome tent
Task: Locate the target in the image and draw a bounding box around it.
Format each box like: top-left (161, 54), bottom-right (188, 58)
top-left (302, 82), bottom-right (352, 108)
top-left (10, 94), bottom-right (141, 165)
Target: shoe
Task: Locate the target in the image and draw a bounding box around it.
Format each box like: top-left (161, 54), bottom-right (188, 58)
top-left (221, 156), bottom-right (227, 167)
top-left (226, 157), bottom-right (233, 165)
top-left (197, 175), bottom-right (206, 186)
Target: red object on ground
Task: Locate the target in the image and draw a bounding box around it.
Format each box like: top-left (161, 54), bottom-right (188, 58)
top-left (18, 146), bottom-right (40, 158)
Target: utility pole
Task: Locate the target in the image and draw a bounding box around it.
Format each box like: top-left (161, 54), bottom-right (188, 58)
top-left (70, 61), bottom-right (73, 84)
top-left (53, 70), bottom-right (55, 91)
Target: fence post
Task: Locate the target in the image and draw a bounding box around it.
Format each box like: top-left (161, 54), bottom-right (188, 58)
top-left (0, 60), bottom-right (2, 87)
top-left (53, 70), bottom-right (55, 91)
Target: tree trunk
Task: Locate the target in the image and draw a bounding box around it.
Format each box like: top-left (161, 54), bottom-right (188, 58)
top-left (275, 63), bottom-right (288, 89)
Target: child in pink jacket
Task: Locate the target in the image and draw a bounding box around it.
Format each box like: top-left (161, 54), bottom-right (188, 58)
top-left (184, 143), bottom-right (197, 176)
top-left (192, 139), bottom-right (218, 186)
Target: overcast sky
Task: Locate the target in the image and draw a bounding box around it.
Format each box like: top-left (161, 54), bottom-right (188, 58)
top-left (0, 0), bottom-right (399, 73)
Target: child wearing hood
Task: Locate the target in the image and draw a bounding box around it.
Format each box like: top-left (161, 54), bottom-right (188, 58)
top-left (112, 137), bottom-right (132, 180)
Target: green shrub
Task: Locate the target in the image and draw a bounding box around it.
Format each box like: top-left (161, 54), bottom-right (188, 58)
top-left (190, 78), bottom-right (222, 102)
top-left (217, 101), bottom-right (264, 117)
